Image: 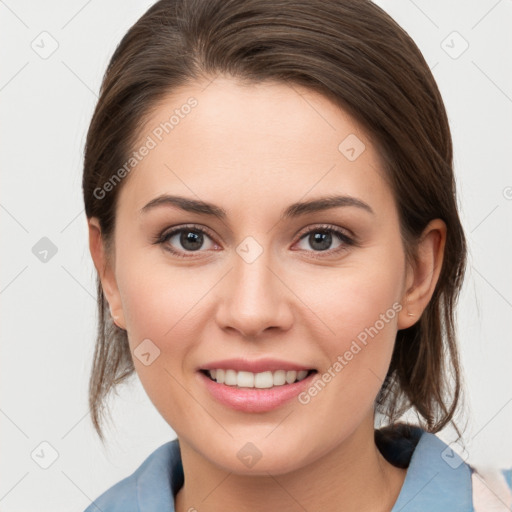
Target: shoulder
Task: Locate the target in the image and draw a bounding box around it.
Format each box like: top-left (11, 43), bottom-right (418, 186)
top-left (412, 429), bottom-right (512, 510)
top-left (378, 423), bottom-right (512, 510)
top-left (83, 438), bottom-right (182, 512)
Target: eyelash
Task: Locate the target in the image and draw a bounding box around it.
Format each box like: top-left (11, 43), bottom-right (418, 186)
top-left (152, 223), bottom-right (357, 259)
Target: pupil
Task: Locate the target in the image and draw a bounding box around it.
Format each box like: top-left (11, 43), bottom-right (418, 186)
top-left (311, 232), bottom-right (331, 251)
top-left (181, 231), bottom-right (203, 251)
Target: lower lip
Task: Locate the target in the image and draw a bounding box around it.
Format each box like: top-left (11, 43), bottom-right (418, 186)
top-left (198, 371), bottom-right (316, 413)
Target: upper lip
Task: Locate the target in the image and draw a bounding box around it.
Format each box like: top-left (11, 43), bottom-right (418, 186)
top-left (199, 358), bottom-right (315, 373)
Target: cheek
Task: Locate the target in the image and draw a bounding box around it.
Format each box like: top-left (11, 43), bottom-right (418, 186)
top-left (116, 256), bottom-right (213, 401)
top-left (285, 265), bottom-right (403, 457)
top-left (293, 248), bottom-right (404, 401)
top-left (296, 256), bottom-right (403, 345)
top-left (116, 258), bottom-right (211, 424)
top-left (118, 253), bottom-right (204, 340)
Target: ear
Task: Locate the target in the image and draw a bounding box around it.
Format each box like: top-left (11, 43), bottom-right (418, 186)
top-left (397, 219), bottom-right (447, 330)
top-left (88, 217), bottom-right (126, 330)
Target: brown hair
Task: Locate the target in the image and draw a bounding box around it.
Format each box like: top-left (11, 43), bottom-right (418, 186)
top-left (83, 0), bottom-right (467, 443)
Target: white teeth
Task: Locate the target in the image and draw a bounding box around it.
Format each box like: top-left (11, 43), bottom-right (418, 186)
top-left (297, 370), bottom-right (308, 380)
top-left (273, 370), bottom-right (286, 386)
top-left (237, 371), bottom-right (254, 388)
top-left (285, 370), bottom-right (297, 384)
top-left (254, 371), bottom-right (273, 388)
top-left (224, 369), bottom-right (237, 386)
top-left (206, 368), bottom-right (312, 388)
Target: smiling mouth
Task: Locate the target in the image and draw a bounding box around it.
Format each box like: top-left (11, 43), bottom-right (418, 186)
top-left (200, 368), bottom-right (317, 389)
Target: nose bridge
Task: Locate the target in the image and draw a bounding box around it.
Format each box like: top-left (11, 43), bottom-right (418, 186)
top-left (235, 239), bottom-right (275, 298)
top-left (232, 235), bottom-right (280, 309)
top-left (216, 234), bottom-right (292, 336)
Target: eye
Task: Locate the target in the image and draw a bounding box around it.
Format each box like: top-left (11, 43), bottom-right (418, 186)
top-left (153, 223), bottom-right (356, 259)
top-left (153, 224), bottom-right (219, 258)
top-left (293, 224), bottom-right (355, 258)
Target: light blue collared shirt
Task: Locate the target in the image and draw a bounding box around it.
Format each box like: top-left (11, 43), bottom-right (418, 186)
top-left (84, 426), bottom-right (512, 511)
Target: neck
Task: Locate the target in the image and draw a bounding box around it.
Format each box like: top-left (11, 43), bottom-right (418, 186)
top-left (175, 417), bottom-right (407, 512)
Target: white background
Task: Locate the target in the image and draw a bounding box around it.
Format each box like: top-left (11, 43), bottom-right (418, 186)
top-left (1, 0), bottom-right (511, 510)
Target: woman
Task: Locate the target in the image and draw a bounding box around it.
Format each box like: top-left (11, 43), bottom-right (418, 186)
top-left (82, 0), bottom-right (512, 510)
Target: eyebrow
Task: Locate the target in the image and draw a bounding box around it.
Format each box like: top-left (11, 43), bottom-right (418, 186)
top-left (140, 194), bottom-right (375, 219)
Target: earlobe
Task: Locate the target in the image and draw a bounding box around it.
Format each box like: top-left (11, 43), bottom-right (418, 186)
top-left (87, 217), bottom-right (127, 330)
top-left (397, 219), bottom-right (447, 330)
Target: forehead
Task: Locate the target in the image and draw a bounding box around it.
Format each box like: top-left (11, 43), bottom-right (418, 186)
top-left (117, 77), bottom-right (395, 221)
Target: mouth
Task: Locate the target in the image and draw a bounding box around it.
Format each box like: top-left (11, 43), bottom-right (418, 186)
top-left (199, 368), bottom-right (318, 389)
top-left (198, 367), bottom-right (318, 412)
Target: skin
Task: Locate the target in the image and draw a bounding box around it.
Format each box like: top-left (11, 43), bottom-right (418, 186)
top-left (88, 76), bottom-right (446, 512)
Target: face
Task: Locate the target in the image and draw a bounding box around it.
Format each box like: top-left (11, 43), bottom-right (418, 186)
top-left (94, 76), bottom-right (419, 475)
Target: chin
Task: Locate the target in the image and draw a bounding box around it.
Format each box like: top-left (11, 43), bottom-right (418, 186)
top-left (203, 437), bottom-right (312, 476)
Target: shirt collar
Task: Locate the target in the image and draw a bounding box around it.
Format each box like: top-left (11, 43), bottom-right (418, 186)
top-left (390, 427), bottom-right (473, 511)
top-left (134, 427), bottom-right (473, 511)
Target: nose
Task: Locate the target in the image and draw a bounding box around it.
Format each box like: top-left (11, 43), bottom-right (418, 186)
top-left (214, 246), bottom-right (294, 339)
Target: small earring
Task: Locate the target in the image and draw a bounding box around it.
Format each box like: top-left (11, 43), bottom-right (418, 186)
top-left (407, 312), bottom-right (414, 317)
